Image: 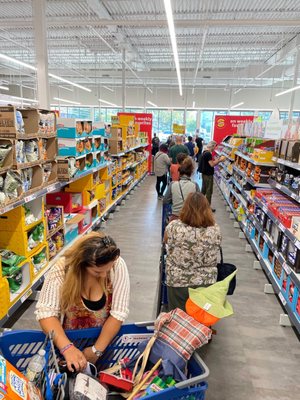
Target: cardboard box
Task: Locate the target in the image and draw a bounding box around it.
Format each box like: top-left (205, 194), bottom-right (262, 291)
top-left (46, 191), bottom-right (82, 213)
top-left (64, 213), bottom-right (84, 244)
top-left (109, 139), bottom-right (123, 154)
top-left (252, 149), bottom-right (274, 163)
top-left (57, 118), bottom-right (92, 138)
top-left (0, 354), bottom-right (42, 400)
top-left (58, 137), bottom-right (86, 157)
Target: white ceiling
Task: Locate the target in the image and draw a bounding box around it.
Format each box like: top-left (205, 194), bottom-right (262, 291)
top-left (0, 0), bottom-right (300, 101)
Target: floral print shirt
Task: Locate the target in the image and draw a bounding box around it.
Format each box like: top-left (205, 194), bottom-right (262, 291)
top-left (165, 219), bottom-right (222, 287)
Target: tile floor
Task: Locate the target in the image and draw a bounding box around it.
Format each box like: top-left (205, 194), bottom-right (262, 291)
top-left (6, 175), bottom-right (300, 400)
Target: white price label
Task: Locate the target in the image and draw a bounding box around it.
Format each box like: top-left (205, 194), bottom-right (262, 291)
top-left (21, 289), bottom-right (32, 303)
top-left (46, 184), bottom-right (56, 193)
top-left (274, 250), bottom-right (279, 258)
top-left (282, 262), bottom-right (291, 275)
top-left (262, 206), bottom-right (268, 214)
top-left (291, 192), bottom-right (297, 200)
top-left (277, 183), bottom-right (282, 190)
top-left (278, 223), bottom-right (285, 232)
top-left (24, 194), bottom-right (35, 203)
top-left (278, 292), bottom-right (287, 306)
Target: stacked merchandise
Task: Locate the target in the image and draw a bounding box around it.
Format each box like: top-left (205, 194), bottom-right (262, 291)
top-left (215, 132), bottom-right (300, 334)
top-left (56, 119), bottom-right (109, 180)
top-left (0, 107), bottom-right (57, 207)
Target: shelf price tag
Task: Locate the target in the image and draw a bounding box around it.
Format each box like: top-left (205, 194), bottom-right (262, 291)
top-left (290, 192), bottom-right (297, 200)
top-left (24, 194), bottom-right (35, 203)
top-left (262, 206), bottom-right (268, 214)
top-left (274, 250), bottom-right (279, 258)
top-left (21, 289), bottom-right (32, 303)
top-left (278, 292), bottom-right (287, 306)
top-left (46, 184), bottom-right (57, 193)
top-left (282, 262), bottom-right (291, 275)
top-left (294, 239), bottom-right (300, 248)
top-left (278, 223), bottom-right (285, 232)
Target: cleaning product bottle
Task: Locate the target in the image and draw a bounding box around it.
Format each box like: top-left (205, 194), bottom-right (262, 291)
top-left (26, 349), bottom-right (46, 383)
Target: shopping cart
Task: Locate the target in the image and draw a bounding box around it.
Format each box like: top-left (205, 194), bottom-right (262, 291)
top-left (156, 244), bottom-right (168, 316)
top-left (0, 322), bottom-right (209, 399)
top-left (161, 203), bottom-right (172, 239)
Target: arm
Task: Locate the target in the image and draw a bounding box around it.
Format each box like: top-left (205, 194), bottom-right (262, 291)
top-left (163, 230), bottom-right (168, 244)
top-left (208, 155), bottom-right (225, 167)
top-left (36, 260), bottom-right (87, 372)
top-left (163, 183), bottom-right (172, 204)
top-left (164, 154), bottom-right (171, 167)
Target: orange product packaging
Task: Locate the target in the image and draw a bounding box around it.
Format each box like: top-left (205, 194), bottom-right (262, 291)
top-left (0, 355), bottom-right (42, 400)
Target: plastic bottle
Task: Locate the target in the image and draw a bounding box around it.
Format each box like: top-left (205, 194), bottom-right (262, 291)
top-left (26, 349), bottom-right (46, 383)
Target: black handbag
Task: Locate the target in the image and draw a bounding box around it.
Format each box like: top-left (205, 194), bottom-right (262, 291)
top-left (216, 247), bottom-right (237, 295)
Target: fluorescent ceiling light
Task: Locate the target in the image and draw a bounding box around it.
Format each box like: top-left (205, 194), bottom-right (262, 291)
top-left (10, 95), bottom-right (38, 103)
top-left (53, 97), bottom-right (81, 105)
top-left (275, 85), bottom-right (300, 97)
top-left (99, 98), bottom-right (118, 107)
top-left (147, 87), bottom-right (153, 94)
top-left (49, 73), bottom-right (91, 92)
top-left (0, 99), bottom-right (31, 106)
top-left (164, 0), bottom-right (182, 96)
top-left (0, 53), bottom-right (37, 71)
top-left (231, 102), bottom-right (244, 109)
top-left (147, 101), bottom-right (158, 108)
top-left (0, 85), bottom-right (9, 91)
top-left (59, 85), bottom-right (74, 92)
top-left (102, 86), bottom-right (114, 92)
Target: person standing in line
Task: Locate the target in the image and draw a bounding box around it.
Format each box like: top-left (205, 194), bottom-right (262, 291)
top-left (163, 157), bottom-right (200, 220)
top-left (153, 144), bottom-right (171, 199)
top-left (164, 192), bottom-right (222, 311)
top-left (169, 135), bottom-right (189, 164)
top-left (195, 135), bottom-right (204, 162)
top-left (198, 141), bottom-right (225, 211)
top-left (170, 152), bottom-right (188, 182)
top-left (185, 136), bottom-right (195, 157)
top-left (151, 133), bottom-right (160, 157)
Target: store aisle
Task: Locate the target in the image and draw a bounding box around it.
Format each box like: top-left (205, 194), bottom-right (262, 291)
top-left (9, 175), bottom-right (300, 400)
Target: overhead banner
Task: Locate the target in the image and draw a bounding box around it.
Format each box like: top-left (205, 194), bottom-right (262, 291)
top-left (213, 115), bottom-right (254, 144)
top-left (173, 123), bottom-right (185, 134)
top-left (118, 112), bottom-right (152, 173)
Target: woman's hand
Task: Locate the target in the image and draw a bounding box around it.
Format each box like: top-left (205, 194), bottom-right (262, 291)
top-left (63, 346), bottom-right (87, 372)
top-left (82, 347), bottom-right (99, 365)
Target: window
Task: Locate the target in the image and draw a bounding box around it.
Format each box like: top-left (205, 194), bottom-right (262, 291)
top-left (241, 111), bottom-right (254, 116)
top-left (94, 108), bottom-right (107, 122)
top-left (280, 112), bottom-right (288, 120)
top-left (200, 111), bottom-right (214, 142)
top-left (172, 110), bottom-right (184, 125)
top-left (158, 110), bottom-right (172, 134)
top-left (186, 110), bottom-right (197, 134)
top-left (106, 108), bottom-right (122, 123)
top-left (258, 111), bottom-right (272, 121)
top-left (150, 110), bottom-right (159, 133)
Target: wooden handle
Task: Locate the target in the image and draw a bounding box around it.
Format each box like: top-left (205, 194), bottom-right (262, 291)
top-left (127, 358), bottom-right (162, 400)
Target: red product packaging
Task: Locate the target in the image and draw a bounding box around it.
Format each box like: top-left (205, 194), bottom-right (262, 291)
top-left (46, 191), bottom-right (83, 213)
top-left (98, 371), bottom-right (133, 392)
top-left (277, 207), bottom-right (300, 228)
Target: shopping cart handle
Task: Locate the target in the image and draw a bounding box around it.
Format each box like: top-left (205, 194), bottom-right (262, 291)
top-left (134, 321), bottom-right (155, 328)
top-left (175, 352), bottom-right (210, 389)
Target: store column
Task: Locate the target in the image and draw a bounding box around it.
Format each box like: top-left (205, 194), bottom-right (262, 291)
top-left (32, 0), bottom-right (50, 109)
top-left (122, 48), bottom-right (126, 111)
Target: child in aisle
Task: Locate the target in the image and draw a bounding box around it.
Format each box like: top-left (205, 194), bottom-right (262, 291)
top-left (35, 232), bottom-right (130, 372)
top-left (170, 152), bottom-right (188, 182)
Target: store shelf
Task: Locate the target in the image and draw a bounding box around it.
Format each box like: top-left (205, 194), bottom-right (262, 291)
top-left (110, 143), bottom-right (149, 157)
top-left (235, 151), bottom-right (275, 166)
top-left (254, 196), bottom-right (300, 251)
top-left (215, 175), bottom-right (300, 334)
top-left (221, 142), bottom-right (237, 149)
top-left (273, 157), bottom-right (300, 172)
top-left (231, 176), bottom-right (254, 204)
top-left (0, 171), bottom-right (147, 327)
top-left (0, 162), bottom-right (109, 216)
top-left (233, 165), bottom-right (270, 188)
top-left (268, 178), bottom-right (300, 204)
top-left (219, 162), bottom-right (233, 176)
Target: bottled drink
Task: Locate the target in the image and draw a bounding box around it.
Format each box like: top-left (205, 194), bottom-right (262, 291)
top-left (26, 349), bottom-right (46, 383)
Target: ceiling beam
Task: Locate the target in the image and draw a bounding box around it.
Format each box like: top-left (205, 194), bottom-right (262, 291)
top-left (0, 18), bottom-right (300, 29)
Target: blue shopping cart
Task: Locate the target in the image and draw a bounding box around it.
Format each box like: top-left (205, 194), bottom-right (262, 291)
top-left (0, 322), bottom-right (209, 400)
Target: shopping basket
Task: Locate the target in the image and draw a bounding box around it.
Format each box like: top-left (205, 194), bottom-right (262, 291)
top-left (0, 322), bottom-right (209, 399)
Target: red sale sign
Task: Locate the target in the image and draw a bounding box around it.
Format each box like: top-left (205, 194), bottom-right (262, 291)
top-left (118, 112), bottom-right (153, 172)
top-left (213, 115), bottom-right (254, 144)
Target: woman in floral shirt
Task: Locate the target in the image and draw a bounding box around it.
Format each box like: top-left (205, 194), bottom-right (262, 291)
top-left (164, 192), bottom-right (221, 311)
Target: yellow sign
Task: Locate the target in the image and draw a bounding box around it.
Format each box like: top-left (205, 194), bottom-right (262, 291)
top-left (173, 123), bottom-right (185, 134)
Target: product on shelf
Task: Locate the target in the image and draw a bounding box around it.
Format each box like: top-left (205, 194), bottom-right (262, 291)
top-left (27, 223), bottom-right (44, 251)
top-left (0, 141), bottom-right (12, 168)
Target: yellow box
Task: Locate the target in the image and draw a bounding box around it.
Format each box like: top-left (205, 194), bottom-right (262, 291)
top-left (0, 197), bottom-right (44, 232)
top-left (0, 223), bottom-right (47, 258)
top-left (100, 166), bottom-right (111, 180)
top-left (0, 277), bottom-right (10, 319)
top-left (252, 149), bottom-right (274, 162)
top-left (229, 138), bottom-right (243, 147)
top-left (66, 173), bottom-right (97, 191)
top-left (31, 243), bottom-right (49, 279)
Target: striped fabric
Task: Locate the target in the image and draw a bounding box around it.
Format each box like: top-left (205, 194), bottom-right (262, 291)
top-left (155, 308), bottom-right (211, 361)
